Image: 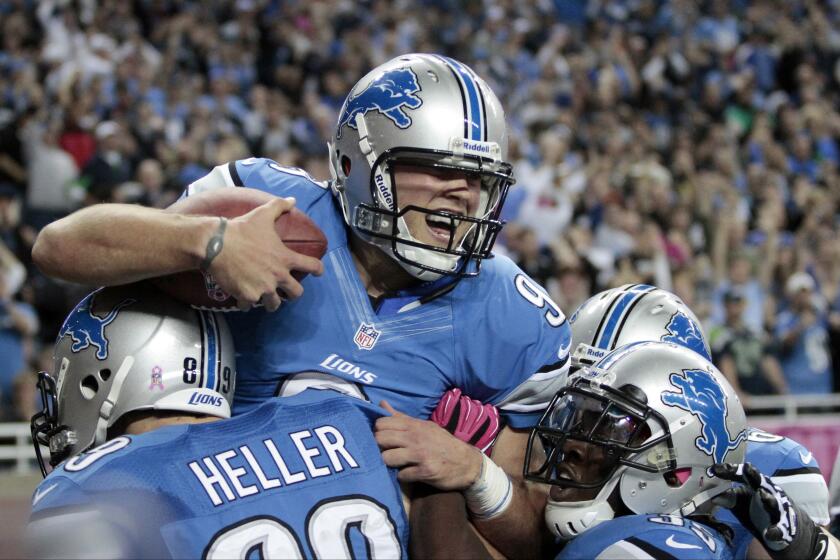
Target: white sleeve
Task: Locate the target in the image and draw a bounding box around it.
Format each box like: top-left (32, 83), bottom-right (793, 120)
top-left (593, 540), bottom-right (660, 560)
top-left (497, 358), bottom-right (569, 414)
top-left (184, 163), bottom-right (239, 198)
top-left (773, 470), bottom-right (831, 526)
top-left (26, 510), bottom-right (132, 559)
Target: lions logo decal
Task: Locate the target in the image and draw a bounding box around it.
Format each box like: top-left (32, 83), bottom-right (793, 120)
top-left (661, 369), bottom-right (746, 463)
top-left (662, 311), bottom-right (710, 360)
top-left (337, 68), bottom-right (422, 137)
top-left (57, 293), bottom-right (136, 360)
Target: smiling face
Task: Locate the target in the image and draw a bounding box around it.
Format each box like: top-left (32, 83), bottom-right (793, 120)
top-left (393, 164), bottom-right (482, 250)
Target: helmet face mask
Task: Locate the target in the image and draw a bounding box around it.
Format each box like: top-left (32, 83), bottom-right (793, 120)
top-left (31, 371), bottom-right (68, 477)
top-left (527, 342), bottom-right (747, 541)
top-left (330, 54), bottom-right (515, 281)
top-left (352, 148), bottom-right (513, 277)
top-left (525, 377), bottom-right (671, 495)
top-left (30, 286), bottom-right (236, 477)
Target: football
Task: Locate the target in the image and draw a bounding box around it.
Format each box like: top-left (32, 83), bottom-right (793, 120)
top-left (150, 187), bottom-right (327, 310)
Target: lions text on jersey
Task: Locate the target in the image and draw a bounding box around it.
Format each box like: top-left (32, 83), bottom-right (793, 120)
top-left (185, 158), bottom-right (572, 426)
top-left (716, 427), bottom-right (830, 559)
top-left (557, 514), bottom-right (734, 560)
top-left (27, 390), bottom-right (408, 559)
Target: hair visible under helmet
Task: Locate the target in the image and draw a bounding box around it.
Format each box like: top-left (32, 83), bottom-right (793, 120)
top-left (329, 53), bottom-right (515, 281)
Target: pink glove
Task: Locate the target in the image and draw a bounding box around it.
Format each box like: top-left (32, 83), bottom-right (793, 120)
top-left (431, 388), bottom-right (502, 456)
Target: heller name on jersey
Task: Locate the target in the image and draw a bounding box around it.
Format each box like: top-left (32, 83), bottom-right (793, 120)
top-left (189, 423), bottom-right (359, 506)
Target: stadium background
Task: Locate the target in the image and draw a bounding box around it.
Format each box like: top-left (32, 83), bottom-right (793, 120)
top-left (1, 0), bottom-right (839, 556)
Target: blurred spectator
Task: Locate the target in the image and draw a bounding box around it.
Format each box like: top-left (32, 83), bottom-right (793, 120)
top-left (22, 115), bottom-right (78, 227)
top-left (0, 111), bottom-right (27, 198)
top-left (0, 246), bottom-right (38, 420)
top-left (504, 223), bottom-right (557, 287)
top-left (80, 121), bottom-right (133, 203)
top-left (710, 251), bottom-right (768, 336)
top-left (775, 272), bottom-right (833, 395)
top-left (710, 288), bottom-right (788, 403)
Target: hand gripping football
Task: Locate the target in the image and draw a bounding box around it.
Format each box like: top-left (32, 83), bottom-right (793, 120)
top-left (151, 187), bottom-right (327, 310)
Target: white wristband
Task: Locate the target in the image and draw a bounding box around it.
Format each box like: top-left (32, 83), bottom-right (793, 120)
top-left (463, 453), bottom-right (513, 520)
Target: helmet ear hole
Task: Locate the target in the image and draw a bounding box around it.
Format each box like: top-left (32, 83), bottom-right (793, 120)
top-left (618, 383), bottom-right (647, 404)
top-left (99, 368), bottom-right (111, 382)
top-left (664, 467), bottom-right (692, 487)
top-left (341, 155), bottom-right (352, 176)
top-left (80, 375), bottom-right (99, 400)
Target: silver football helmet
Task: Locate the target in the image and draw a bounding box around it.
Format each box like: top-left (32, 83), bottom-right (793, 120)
top-left (31, 284), bottom-right (235, 476)
top-left (524, 342), bottom-right (747, 540)
top-left (569, 284), bottom-right (710, 371)
top-left (329, 53), bottom-right (515, 281)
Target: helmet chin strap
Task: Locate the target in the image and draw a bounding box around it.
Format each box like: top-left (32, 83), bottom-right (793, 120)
top-left (544, 477), bottom-right (621, 541)
top-left (393, 216), bottom-right (460, 281)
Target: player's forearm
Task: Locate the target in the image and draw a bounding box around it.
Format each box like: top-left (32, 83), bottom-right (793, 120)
top-left (472, 480), bottom-right (549, 560)
top-left (410, 487), bottom-right (494, 560)
top-left (467, 427), bottom-right (549, 559)
top-left (33, 203), bottom-right (217, 285)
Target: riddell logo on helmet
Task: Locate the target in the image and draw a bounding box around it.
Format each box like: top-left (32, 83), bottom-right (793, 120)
top-left (374, 173), bottom-right (394, 209)
top-left (462, 141), bottom-right (490, 153)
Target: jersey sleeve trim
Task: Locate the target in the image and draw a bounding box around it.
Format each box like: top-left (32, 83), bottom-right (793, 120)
top-left (497, 356), bottom-right (568, 412)
top-left (185, 163), bottom-right (239, 198)
top-left (625, 536), bottom-right (679, 560)
top-left (774, 466), bottom-right (822, 477)
top-left (228, 161), bottom-right (244, 186)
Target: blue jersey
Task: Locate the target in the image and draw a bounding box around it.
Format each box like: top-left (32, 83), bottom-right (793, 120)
top-left (186, 158), bottom-right (572, 427)
top-left (28, 390), bottom-right (408, 559)
top-left (716, 427), bottom-right (830, 559)
top-left (557, 514), bottom-right (734, 560)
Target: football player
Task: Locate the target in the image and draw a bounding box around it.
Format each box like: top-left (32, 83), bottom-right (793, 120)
top-left (527, 341), bottom-right (836, 560)
top-left (567, 285), bottom-right (830, 553)
top-left (409, 342), bottom-right (744, 559)
top-left (33, 53), bottom-right (569, 547)
top-left (413, 342), bottom-right (838, 560)
top-left (28, 285), bottom-right (408, 558)
top-left (396, 285), bottom-right (831, 558)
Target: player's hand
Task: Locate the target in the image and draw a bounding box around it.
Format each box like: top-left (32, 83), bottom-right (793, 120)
top-left (375, 400), bottom-right (484, 491)
top-left (711, 462), bottom-right (829, 560)
top-left (430, 388), bottom-right (501, 456)
top-left (207, 197), bottom-right (323, 311)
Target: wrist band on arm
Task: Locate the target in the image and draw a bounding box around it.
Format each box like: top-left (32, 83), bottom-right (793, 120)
top-left (463, 453), bottom-right (513, 520)
top-left (201, 217), bottom-right (228, 271)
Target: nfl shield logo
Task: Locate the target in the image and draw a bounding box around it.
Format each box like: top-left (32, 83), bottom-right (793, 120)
top-left (353, 322), bottom-right (381, 350)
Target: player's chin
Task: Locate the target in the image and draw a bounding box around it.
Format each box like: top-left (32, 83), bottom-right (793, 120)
top-left (549, 485), bottom-right (599, 503)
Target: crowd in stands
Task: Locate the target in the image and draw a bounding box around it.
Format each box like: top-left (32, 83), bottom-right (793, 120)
top-left (1, 0), bottom-right (840, 420)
